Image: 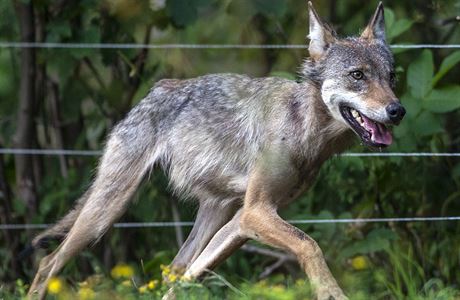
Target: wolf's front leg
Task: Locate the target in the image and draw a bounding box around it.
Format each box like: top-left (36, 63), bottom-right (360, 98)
top-left (240, 206), bottom-right (347, 300)
top-left (239, 146), bottom-right (348, 299)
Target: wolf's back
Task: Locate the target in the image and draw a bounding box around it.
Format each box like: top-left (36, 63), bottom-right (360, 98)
top-left (121, 73), bottom-right (297, 204)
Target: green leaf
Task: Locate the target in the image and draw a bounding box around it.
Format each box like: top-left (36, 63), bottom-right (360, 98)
top-left (167, 0), bottom-right (197, 27)
top-left (166, 0), bottom-right (211, 27)
top-left (400, 94), bottom-right (421, 119)
top-left (368, 228), bottom-right (398, 242)
top-left (340, 229), bottom-right (398, 259)
top-left (407, 50), bottom-right (433, 99)
top-left (70, 26), bottom-right (101, 59)
top-left (432, 51), bottom-right (460, 86)
top-left (312, 210), bottom-right (336, 240)
top-left (384, 8), bottom-right (412, 42)
top-left (413, 111), bottom-right (444, 137)
top-left (80, 26), bottom-right (101, 43)
top-left (393, 122), bottom-right (418, 152)
top-left (253, 0), bottom-right (287, 18)
top-left (423, 86), bottom-right (460, 113)
top-left (226, 1), bottom-right (257, 21)
top-left (387, 19), bottom-right (413, 41)
top-left (45, 21), bottom-right (72, 42)
top-left (453, 163), bottom-right (460, 179)
top-left (46, 51), bottom-right (77, 83)
top-left (384, 8), bottom-right (395, 29)
top-left (143, 251), bottom-right (174, 277)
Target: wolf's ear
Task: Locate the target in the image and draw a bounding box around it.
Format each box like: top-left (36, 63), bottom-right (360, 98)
top-left (361, 2), bottom-right (386, 41)
top-left (308, 1), bottom-right (336, 61)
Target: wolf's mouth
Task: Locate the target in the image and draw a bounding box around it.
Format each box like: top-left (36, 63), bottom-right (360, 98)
top-left (339, 106), bottom-right (392, 147)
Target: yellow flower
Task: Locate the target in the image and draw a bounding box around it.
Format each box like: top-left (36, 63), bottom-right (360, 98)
top-left (160, 264), bottom-right (170, 276)
top-left (351, 256), bottom-right (369, 270)
top-left (111, 264), bottom-right (134, 279)
top-left (47, 277), bottom-right (63, 295)
top-left (168, 274), bottom-right (178, 283)
top-left (78, 287), bottom-right (95, 300)
top-left (147, 280), bottom-right (159, 290)
top-left (139, 285), bottom-right (148, 294)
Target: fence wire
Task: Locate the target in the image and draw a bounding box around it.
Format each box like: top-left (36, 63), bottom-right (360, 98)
top-left (2, 216), bottom-right (460, 230)
top-left (0, 42), bottom-right (459, 50)
top-left (0, 149), bottom-right (103, 156)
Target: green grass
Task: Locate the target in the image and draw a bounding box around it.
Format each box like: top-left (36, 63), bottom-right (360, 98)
top-left (1, 245), bottom-right (459, 300)
top-left (1, 270), bottom-right (458, 300)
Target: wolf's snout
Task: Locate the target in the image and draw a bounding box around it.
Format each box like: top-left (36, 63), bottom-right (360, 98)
top-left (386, 102), bottom-right (406, 123)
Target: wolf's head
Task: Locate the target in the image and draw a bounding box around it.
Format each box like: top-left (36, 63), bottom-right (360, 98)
top-left (303, 2), bottom-right (405, 148)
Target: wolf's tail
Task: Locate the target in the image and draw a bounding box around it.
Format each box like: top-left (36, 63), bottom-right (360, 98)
top-left (22, 100), bottom-right (162, 260)
top-left (19, 190), bottom-right (91, 259)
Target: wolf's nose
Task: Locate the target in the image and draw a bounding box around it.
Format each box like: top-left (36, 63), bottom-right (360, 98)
top-left (386, 102), bottom-right (406, 123)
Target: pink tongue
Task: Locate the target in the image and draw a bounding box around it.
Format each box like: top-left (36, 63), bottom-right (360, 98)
top-left (361, 114), bottom-right (393, 145)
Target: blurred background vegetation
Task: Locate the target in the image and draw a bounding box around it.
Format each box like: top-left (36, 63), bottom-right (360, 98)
top-left (1, 0), bottom-right (460, 299)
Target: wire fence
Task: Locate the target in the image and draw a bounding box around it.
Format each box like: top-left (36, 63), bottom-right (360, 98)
top-left (1, 41), bottom-right (459, 230)
top-left (2, 216), bottom-right (460, 230)
top-left (1, 148), bottom-right (460, 230)
top-left (0, 149), bottom-right (103, 156)
top-left (2, 148), bottom-right (459, 230)
top-left (0, 42), bottom-right (459, 50)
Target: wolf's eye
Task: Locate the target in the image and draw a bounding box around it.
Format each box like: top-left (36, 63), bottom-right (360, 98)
top-left (350, 70), bottom-right (364, 80)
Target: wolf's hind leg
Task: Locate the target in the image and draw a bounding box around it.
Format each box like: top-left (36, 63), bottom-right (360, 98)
top-left (28, 136), bottom-right (153, 300)
top-left (171, 202), bottom-right (238, 273)
top-left (182, 209), bottom-right (247, 279)
top-left (162, 209), bottom-right (247, 300)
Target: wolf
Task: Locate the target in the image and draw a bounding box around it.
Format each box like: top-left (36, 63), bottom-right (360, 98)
top-left (27, 2), bottom-right (405, 299)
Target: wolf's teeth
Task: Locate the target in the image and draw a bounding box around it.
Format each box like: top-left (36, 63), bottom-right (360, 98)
top-left (350, 108), bottom-right (364, 126)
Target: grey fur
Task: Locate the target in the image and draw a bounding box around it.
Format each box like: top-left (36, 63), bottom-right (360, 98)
top-left (28, 2), bottom-right (403, 300)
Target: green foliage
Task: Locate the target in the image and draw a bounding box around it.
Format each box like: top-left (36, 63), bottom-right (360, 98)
top-left (432, 51), bottom-right (460, 86)
top-left (408, 50), bottom-right (434, 99)
top-left (166, 0), bottom-right (212, 27)
top-left (252, 0), bottom-right (287, 18)
top-left (423, 86), bottom-right (460, 113)
top-left (340, 228), bottom-right (398, 259)
top-left (390, 45), bottom-right (460, 151)
top-left (384, 8), bottom-right (414, 43)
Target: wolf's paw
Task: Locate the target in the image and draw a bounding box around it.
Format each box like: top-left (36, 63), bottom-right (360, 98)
top-left (161, 288), bottom-right (176, 300)
top-left (316, 287), bottom-right (348, 300)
